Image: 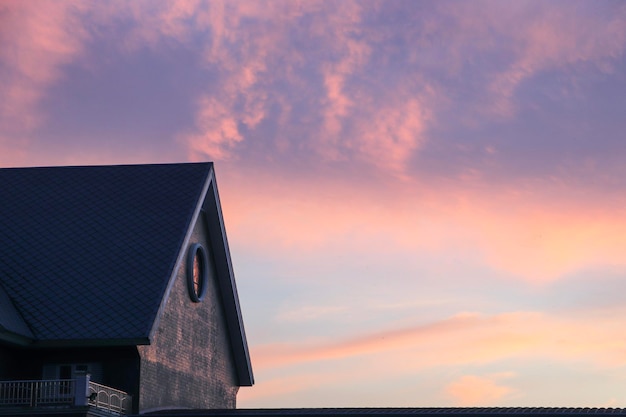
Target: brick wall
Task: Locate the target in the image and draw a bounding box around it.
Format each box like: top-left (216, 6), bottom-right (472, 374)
top-left (137, 213), bottom-right (239, 412)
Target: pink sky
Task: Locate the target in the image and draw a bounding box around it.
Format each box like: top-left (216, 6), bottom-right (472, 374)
top-left (2, 0), bottom-right (626, 408)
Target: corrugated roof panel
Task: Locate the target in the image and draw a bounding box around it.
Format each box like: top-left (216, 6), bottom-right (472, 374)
top-left (138, 407), bottom-right (626, 417)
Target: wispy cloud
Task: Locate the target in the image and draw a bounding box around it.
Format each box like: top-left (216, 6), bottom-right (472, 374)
top-left (243, 307), bottom-right (626, 406)
top-left (220, 171), bottom-right (626, 283)
top-left (264, 306), bottom-right (626, 369)
top-left (251, 311), bottom-right (534, 370)
top-left (2, 1), bottom-right (626, 407)
top-left (482, 2), bottom-right (626, 117)
top-left (0, 1), bottom-right (89, 158)
top-left (3, 1), bottom-right (625, 177)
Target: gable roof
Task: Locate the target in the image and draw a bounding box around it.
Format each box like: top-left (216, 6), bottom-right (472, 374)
top-left (0, 162), bottom-right (253, 385)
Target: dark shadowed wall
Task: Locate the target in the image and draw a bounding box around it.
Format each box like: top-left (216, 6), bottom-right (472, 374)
top-left (138, 212), bottom-right (239, 412)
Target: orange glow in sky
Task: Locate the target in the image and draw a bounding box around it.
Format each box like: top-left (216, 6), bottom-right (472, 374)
top-left (2, 0), bottom-right (626, 409)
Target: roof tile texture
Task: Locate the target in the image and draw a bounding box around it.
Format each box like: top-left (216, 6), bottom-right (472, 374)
top-left (0, 163), bottom-right (212, 342)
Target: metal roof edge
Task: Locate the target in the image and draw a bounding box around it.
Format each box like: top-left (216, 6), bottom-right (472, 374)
top-left (137, 407), bottom-right (626, 417)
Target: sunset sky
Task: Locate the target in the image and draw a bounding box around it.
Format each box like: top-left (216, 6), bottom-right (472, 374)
top-left (2, 0), bottom-right (626, 408)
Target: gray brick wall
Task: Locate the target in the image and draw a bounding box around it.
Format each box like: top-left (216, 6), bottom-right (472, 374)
top-left (138, 213), bottom-right (239, 412)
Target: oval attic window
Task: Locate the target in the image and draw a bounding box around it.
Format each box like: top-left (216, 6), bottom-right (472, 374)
top-left (186, 243), bottom-right (208, 302)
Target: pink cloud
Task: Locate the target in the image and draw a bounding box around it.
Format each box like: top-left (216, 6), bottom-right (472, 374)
top-left (219, 168), bottom-right (626, 283)
top-left (185, 96), bottom-right (245, 161)
top-left (252, 307), bottom-right (626, 371)
top-left (317, 3), bottom-right (371, 147)
top-left (0, 0), bottom-right (283, 163)
top-left (2, 1), bottom-right (624, 175)
top-left (481, 2), bottom-right (626, 116)
top-left (178, 2), bottom-right (293, 161)
top-left (445, 374), bottom-right (517, 406)
top-left (106, 0), bottom-right (208, 51)
top-left (174, 1), bottom-right (441, 175)
top-left (177, 1), bottom-right (626, 176)
top-left (251, 312), bottom-right (489, 370)
top-left (471, 204), bottom-right (626, 283)
top-left (251, 309), bottom-right (605, 374)
top-left (0, 1), bottom-right (89, 135)
top-left (242, 308), bottom-right (626, 406)
top-left (355, 97), bottom-right (432, 176)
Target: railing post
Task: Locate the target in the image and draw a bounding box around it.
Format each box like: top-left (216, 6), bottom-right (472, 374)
top-left (31, 381), bottom-right (37, 407)
top-left (74, 374), bottom-right (90, 406)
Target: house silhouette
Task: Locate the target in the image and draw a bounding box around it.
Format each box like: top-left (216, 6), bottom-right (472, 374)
top-left (0, 163), bottom-right (253, 415)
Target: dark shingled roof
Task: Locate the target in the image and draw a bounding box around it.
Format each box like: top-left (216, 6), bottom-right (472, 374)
top-left (0, 162), bottom-right (210, 343)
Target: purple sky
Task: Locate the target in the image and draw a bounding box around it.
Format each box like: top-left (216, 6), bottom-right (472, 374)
top-left (2, 0), bottom-right (626, 408)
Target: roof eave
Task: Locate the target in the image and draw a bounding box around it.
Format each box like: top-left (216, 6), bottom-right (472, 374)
top-left (30, 337), bottom-right (151, 348)
top-left (0, 330), bottom-right (35, 346)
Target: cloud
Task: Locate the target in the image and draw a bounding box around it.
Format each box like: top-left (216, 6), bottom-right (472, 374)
top-left (0, 1), bottom-right (89, 137)
top-left (177, 1), bottom-right (292, 161)
top-left (354, 97), bottom-right (431, 176)
top-left (2, 2), bottom-right (624, 279)
top-left (259, 307), bottom-right (626, 371)
top-left (179, 0), bottom-right (626, 181)
top-left (242, 307), bottom-right (626, 407)
top-left (186, 96), bottom-right (245, 160)
top-left (124, 0), bottom-right (202, 48)
top-left (5, 1), bottom-right (622, 180)
top-left (0, 0), bottom-right (282, 164)
top-left (2, 2), bottom-right (622, 408)
top-left (220, 169), bottom-right (626, 284)
top-left (473, 204), bottom-right (626, 283)
top-left (316, 2), bottom-right (370, 147)
top-left (249, 311), bottom-right (547, 372)
top-left (445, 374), bottom-right (517, 406)
top-left (448, 1), bottom-right (626, 117)
top-left (175, 1), bottom-right (442, 176)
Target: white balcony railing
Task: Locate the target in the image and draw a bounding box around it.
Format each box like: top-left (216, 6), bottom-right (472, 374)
top-left (0, 377), bottom-right (131, 415)
top-left (0, 379), bottom-right (75, 407)
top-left (88, 380), bottom-right (132, 415)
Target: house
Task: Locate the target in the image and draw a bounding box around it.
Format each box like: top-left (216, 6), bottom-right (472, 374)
top-left (0, 163), bottom-right (254, 416)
